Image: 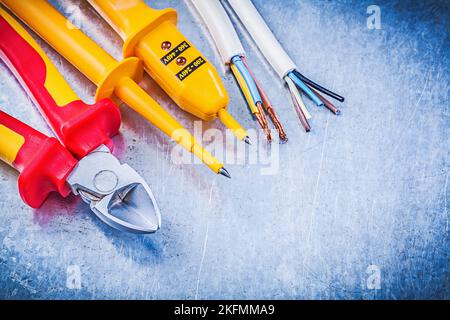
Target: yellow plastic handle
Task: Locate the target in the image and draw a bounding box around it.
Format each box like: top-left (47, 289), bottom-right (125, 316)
top-left (114, 77), bottom-right (224, 173)
top-left (0, 124), bottom-right (25, 166)
top-left (88, 0), bottom-right (232, 122)
top-left (1, 0), bottom-right (118, 86)
top-left (1, 0), bottom-right (227, 174)
top-left (87, 0), bottom-right (176, 42)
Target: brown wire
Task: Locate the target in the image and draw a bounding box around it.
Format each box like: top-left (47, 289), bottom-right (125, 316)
top-left (241, 57), bottom-right (287, 142)
top-left (305, 83), bottom-right (341, 115)
top-left (289, 87), bottom-right (311, 132)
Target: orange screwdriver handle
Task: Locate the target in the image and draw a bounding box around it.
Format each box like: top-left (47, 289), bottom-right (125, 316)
top-left (0, 110), bottom-right (78, 208)
top-left (0, 9), bottom-right (121, 158)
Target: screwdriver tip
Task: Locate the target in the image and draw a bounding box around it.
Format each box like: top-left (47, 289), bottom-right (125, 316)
top-left (219, 167), bottom-right (231, 179)
top-left (244, 136), bottom-right (252, 145)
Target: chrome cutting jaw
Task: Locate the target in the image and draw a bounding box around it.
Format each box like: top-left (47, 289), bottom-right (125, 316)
top-left (67, 145), bottom-right (161, 233)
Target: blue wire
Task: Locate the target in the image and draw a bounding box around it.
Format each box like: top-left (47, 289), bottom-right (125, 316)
top-left (231, 55), bottom-right (262, 104)
top-left (287, 71), bottom-right (324, 107)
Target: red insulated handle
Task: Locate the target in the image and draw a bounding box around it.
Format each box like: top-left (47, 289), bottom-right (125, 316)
top-left (0, 110), bottom-right (78, 208)
top-left (0, 11), bottom-right (121, 159)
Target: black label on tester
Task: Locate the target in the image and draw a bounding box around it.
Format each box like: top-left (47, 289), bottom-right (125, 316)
top-left (176, 56), bottom-right (206, 81)
top-left (161, 41), bottom-right (190, 65)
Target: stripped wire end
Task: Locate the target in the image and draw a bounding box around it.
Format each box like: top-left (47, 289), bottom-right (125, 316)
top-left (230, 55), bottom-right (272, 142)
top-left (256, 101), bottom-right (272, 142)
top-left (266, 107), bottom-right (287, 142)
top-left (241, 56), bottom-right (287, 143)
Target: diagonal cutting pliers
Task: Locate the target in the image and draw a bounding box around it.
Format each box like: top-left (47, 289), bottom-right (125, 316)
top-left (0, 8), bottom-right (161, 233)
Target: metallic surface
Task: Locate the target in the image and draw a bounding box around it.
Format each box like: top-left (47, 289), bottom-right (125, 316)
top-left (0, 0), bottom-right (448, 299)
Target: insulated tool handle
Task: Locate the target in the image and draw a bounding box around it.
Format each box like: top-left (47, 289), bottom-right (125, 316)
top-left (0, 110), bottom-right (78, 208)
top-left (0, 8), bottom-right (121, 159)
top-left (88, 0), bottom-right (230, 122)
top-left (1, 0), bottom-right (134, 88)
top-left (2, 0), bottom-right (228, 174)
top-left (114, 77), bottom-right (225, 173)
top-left (87, 0), bottom-right (176, 42)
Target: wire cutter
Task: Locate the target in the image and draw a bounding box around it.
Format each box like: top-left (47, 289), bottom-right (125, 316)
top-left (0, 8), bottom-right (161, 233)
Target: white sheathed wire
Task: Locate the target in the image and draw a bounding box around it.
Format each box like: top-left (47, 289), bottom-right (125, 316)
top-left (190, 0), bottom-right (245, 65)
top-left (227, 0), bottom-right (297, 79)
top-left (285, 76), bottom-right (312, 120)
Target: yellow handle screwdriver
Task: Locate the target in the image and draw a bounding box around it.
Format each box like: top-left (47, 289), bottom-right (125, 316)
top-left (2, 0), bottom-right (230, 177)
top-left (86, 0), bottom-right (250, 144)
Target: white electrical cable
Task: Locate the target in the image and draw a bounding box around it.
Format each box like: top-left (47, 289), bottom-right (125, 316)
top-left (189, 0), bottom-right (245, 65)
top-left (227, 0), bottom-right (297, 79)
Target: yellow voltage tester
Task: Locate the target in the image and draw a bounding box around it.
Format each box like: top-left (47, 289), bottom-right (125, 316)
top-left (87, 0), bottom-right (251, 144)
top-left (2, 0), bottom-right (231, 177)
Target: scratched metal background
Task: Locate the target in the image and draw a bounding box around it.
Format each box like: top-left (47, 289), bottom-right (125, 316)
top-left (0, 0), bottom-right (448, 299)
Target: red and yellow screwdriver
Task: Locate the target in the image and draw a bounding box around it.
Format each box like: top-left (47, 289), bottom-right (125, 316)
top-left (87, 0), bottom-right (250, 144)
top-left (1, 0), bottom-right (231, 178)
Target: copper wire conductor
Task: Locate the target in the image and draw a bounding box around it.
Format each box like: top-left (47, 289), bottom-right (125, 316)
top-left (241, 57), bottom-right (287, 142)
top-left (254, 80), bottom-right (287, 142)
top-left (289, 88), bottom-right (310, 132)
top-left (256, 102), bottom-right (272, 142)
top-left (256, 101), bottom-right (269, 131)
top-left (230, 56), bottom-right (272, 142)
top-left (306, 84), bottom-right (341, 115)
top-left (266, 107), bottom-right (287, 140)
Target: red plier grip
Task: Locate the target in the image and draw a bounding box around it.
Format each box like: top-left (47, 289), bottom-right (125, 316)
top-left (0, 110), bottom-right (78, 208)
top-left (0, 9), bottom-right (121, 158)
